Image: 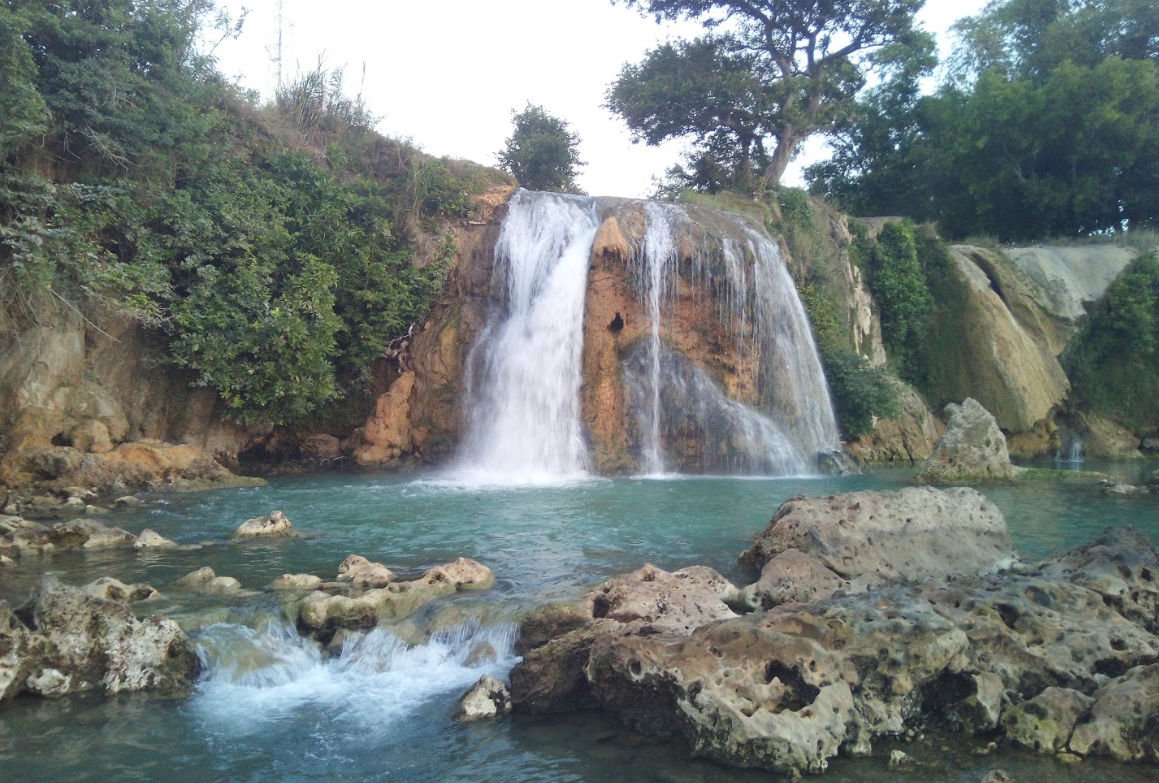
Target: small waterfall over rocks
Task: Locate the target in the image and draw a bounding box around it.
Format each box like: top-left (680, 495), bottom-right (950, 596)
top-left (456, 189), bottom-right (839, 481)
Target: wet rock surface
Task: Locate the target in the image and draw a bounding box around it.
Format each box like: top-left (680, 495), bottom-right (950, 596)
top-left (0, 575), bottom-right (199, 702)
top-left (510, 489), bottom-right (1159, 778)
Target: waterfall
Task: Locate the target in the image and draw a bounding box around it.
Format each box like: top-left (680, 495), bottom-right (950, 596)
top-left (455, 190), bottom-right (598, 483)
top-left (455, 190), bottom-right (839, 480)
top-left (623, 204), bottom-right (839, 474)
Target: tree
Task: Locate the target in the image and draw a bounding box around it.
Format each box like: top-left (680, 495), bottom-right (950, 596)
top-left (808, 0), bottom-right (1159, 239)
top-left (497, 104), bottom-right (584, 192)
top-left (610, 0), bottom-right (931, 189)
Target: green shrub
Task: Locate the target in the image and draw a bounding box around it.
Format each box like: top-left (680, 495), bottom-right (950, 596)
top-left (1062, 252), bottom-right (1159, 431)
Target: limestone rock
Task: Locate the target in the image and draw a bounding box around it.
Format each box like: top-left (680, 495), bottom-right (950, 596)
top-left (740, 486), bottom-right (1015, 592)
top-left (1002, 687), bottom-right (1093, 754)
top-left (914, 398), bottom-right (1018, 483)
top-left (511, 510), bottom-right (1159, 778)
top-left (81, 577), bottom-right (159, 602)
top-left (740, 549), bottom-right (847, 610)
top-left (234, 510), bottom-right (294, 538)
top-left (134, 528), bottom-right (178, 549)
top-left (70, 419), bottom-right (114, 453)
top-left (846, 383), bottom-right (943, 465)
top-left (455, 674), bottom-right (512, 721)
top-left (336, 554), bottom-right (394, 589)
top-left (1069, 664), bottom-right (1159, 762)
top-left (8, 575), bottom-right (198, 700)
top-left (176, 567), bottom-right (217, 588)
top-left (271, 573), bottom-right (323, 591)
top-left (293, 557), bottom-right (495, 643)
top-left (300, 433), bottom-right (341, 460)
top-left (925, 247), bottom-right (1069, 437)
top-left (354, 371), bottom-right (417, 465)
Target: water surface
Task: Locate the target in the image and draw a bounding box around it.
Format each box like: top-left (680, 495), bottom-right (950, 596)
top-left (1, 468), bottom-right (1156, 782)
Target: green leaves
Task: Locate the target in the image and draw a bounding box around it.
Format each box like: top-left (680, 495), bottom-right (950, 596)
top-left (497, 104), bottom-right (584, 193)
top-left (1062, 253), bottom-right (1159, 429)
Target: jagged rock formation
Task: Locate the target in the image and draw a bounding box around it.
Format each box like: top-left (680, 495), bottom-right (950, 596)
top-left (510, 490), bottom-right (1159, 778)
top-left (0, 575), bottom-right (199, 701)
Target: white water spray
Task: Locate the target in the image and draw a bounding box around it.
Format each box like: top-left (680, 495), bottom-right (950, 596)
top-left (455, 190), bottom-right (599, 484)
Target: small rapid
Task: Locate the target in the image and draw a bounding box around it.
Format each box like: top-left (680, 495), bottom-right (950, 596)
top-left (190, 616), bottom-right (520, 732)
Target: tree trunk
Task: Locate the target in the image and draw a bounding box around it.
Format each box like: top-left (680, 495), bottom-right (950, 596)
top-left (763, 133), bottom-right (799, 187)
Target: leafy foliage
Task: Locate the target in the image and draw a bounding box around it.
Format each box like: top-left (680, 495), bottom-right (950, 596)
top-left (612, 0), bottom-right (932, 190)
top-left (809, 0), bottom-right (1159, 240)
top-left (497, 104), bottom-right (584, 192)
top-left (1, 0), bottom-right (480, 425)
top-left (1062, 252), bottom-right (1159, 430)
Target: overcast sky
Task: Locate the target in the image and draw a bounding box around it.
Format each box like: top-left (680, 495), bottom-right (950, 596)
top-left (212, 0), bottom-right (989, 198)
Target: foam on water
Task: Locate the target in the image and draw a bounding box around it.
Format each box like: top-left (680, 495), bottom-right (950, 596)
top-left (190, 617), bottom-right (519, 733)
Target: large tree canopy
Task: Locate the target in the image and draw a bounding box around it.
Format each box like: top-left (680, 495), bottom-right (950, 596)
top-left (609, 0), bottom-right (931, 190)
top-left (809, 0), bottom-right (1159, 240)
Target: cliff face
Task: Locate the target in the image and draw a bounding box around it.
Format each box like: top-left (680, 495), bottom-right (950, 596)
top-left (0, 312), bottom-right (267, 464)
top-left (921, 244), bottom-right (1141, 456)
top-left (357, 193), bottom-right (841, 474)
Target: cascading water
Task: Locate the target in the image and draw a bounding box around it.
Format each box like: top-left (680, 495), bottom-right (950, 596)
top-left (457, 190), bottom-right (839, 480)
top-left (191, 616), bottom-right (519, 729)
top-left (623, 203), bottom-right (839, 474)
top-left (455, 190), bottom-right (599, 483)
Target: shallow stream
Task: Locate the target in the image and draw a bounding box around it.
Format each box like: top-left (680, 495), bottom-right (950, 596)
top-left (1, 464), bottom-right (1156, 782)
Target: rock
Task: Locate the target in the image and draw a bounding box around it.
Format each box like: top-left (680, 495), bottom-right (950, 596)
top-left (980, 771), bottom-right (1015, 783)
top-left (914, 398), bottom-right (1018, 483)
top-left (1068, 664), bottom-right (1159, 762)
top-left (203, 576), bottom-right (243, 594)
top-left (739, 549), bottom-right (847, 610)
top-left (113, 495), bottom-right (144, 508)
top-left (81, 523), bottom-right (136, 549)
top-left (455, 674), bottom-right (512, 721)
top-left (271, 573), bottom-right (323, 591)
top-left (234, 510), bottom-right (294, 538)
top-left (846, 383), bottom-right (944, 465)
top-left (81, 576), bottom-right (159, 602)
top-left (354, 372), bottom-right (417, 465)
top-left (176, 567), bottom-right (217, 588)
top-left (336, 554), bottom-right (394, 589)
top-left (924, 247), bottom-right (1070, 437)
top-left (0, 440), bottom-right (264, 497)
top-left (134, 528), bottom-right (178, 549)
top-left (0, 601), bottom-right (31, 700)
top-left (817, 450), bottom-right (860, 475)
top-left (293, 557), bottom-right (495, 643)
top-left (1071, 411), bottom-right (1143, 459)
top-left (70, 419), bottom-right (114, 453)
top-left (511, 522), bottom-right (1159, 779)
top-left (300, 433), bottom-right (341, 460)
top-left (739, 486), bottom-right (1015, 604)
top-left (6, 575), bottom-right (198, 700)
top-left (1001, 687), bottom-right (1093, 754)
top-left (888, 749), bottom-right (911, 768)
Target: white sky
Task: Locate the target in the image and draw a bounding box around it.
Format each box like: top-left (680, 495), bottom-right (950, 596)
top-left (212, 0), bottom-right (990, 198)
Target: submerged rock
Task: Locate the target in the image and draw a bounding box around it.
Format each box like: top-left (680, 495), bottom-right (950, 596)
top-left (510, 488), bottom-right (1159, 778)
top-left (233, 510), bottom-right (295, 539)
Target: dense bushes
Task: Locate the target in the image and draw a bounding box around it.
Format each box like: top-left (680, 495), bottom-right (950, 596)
top-left (1, 0), bottom-right (483, 425)
top-left (1062, 252), bottom-right (1159, 431)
